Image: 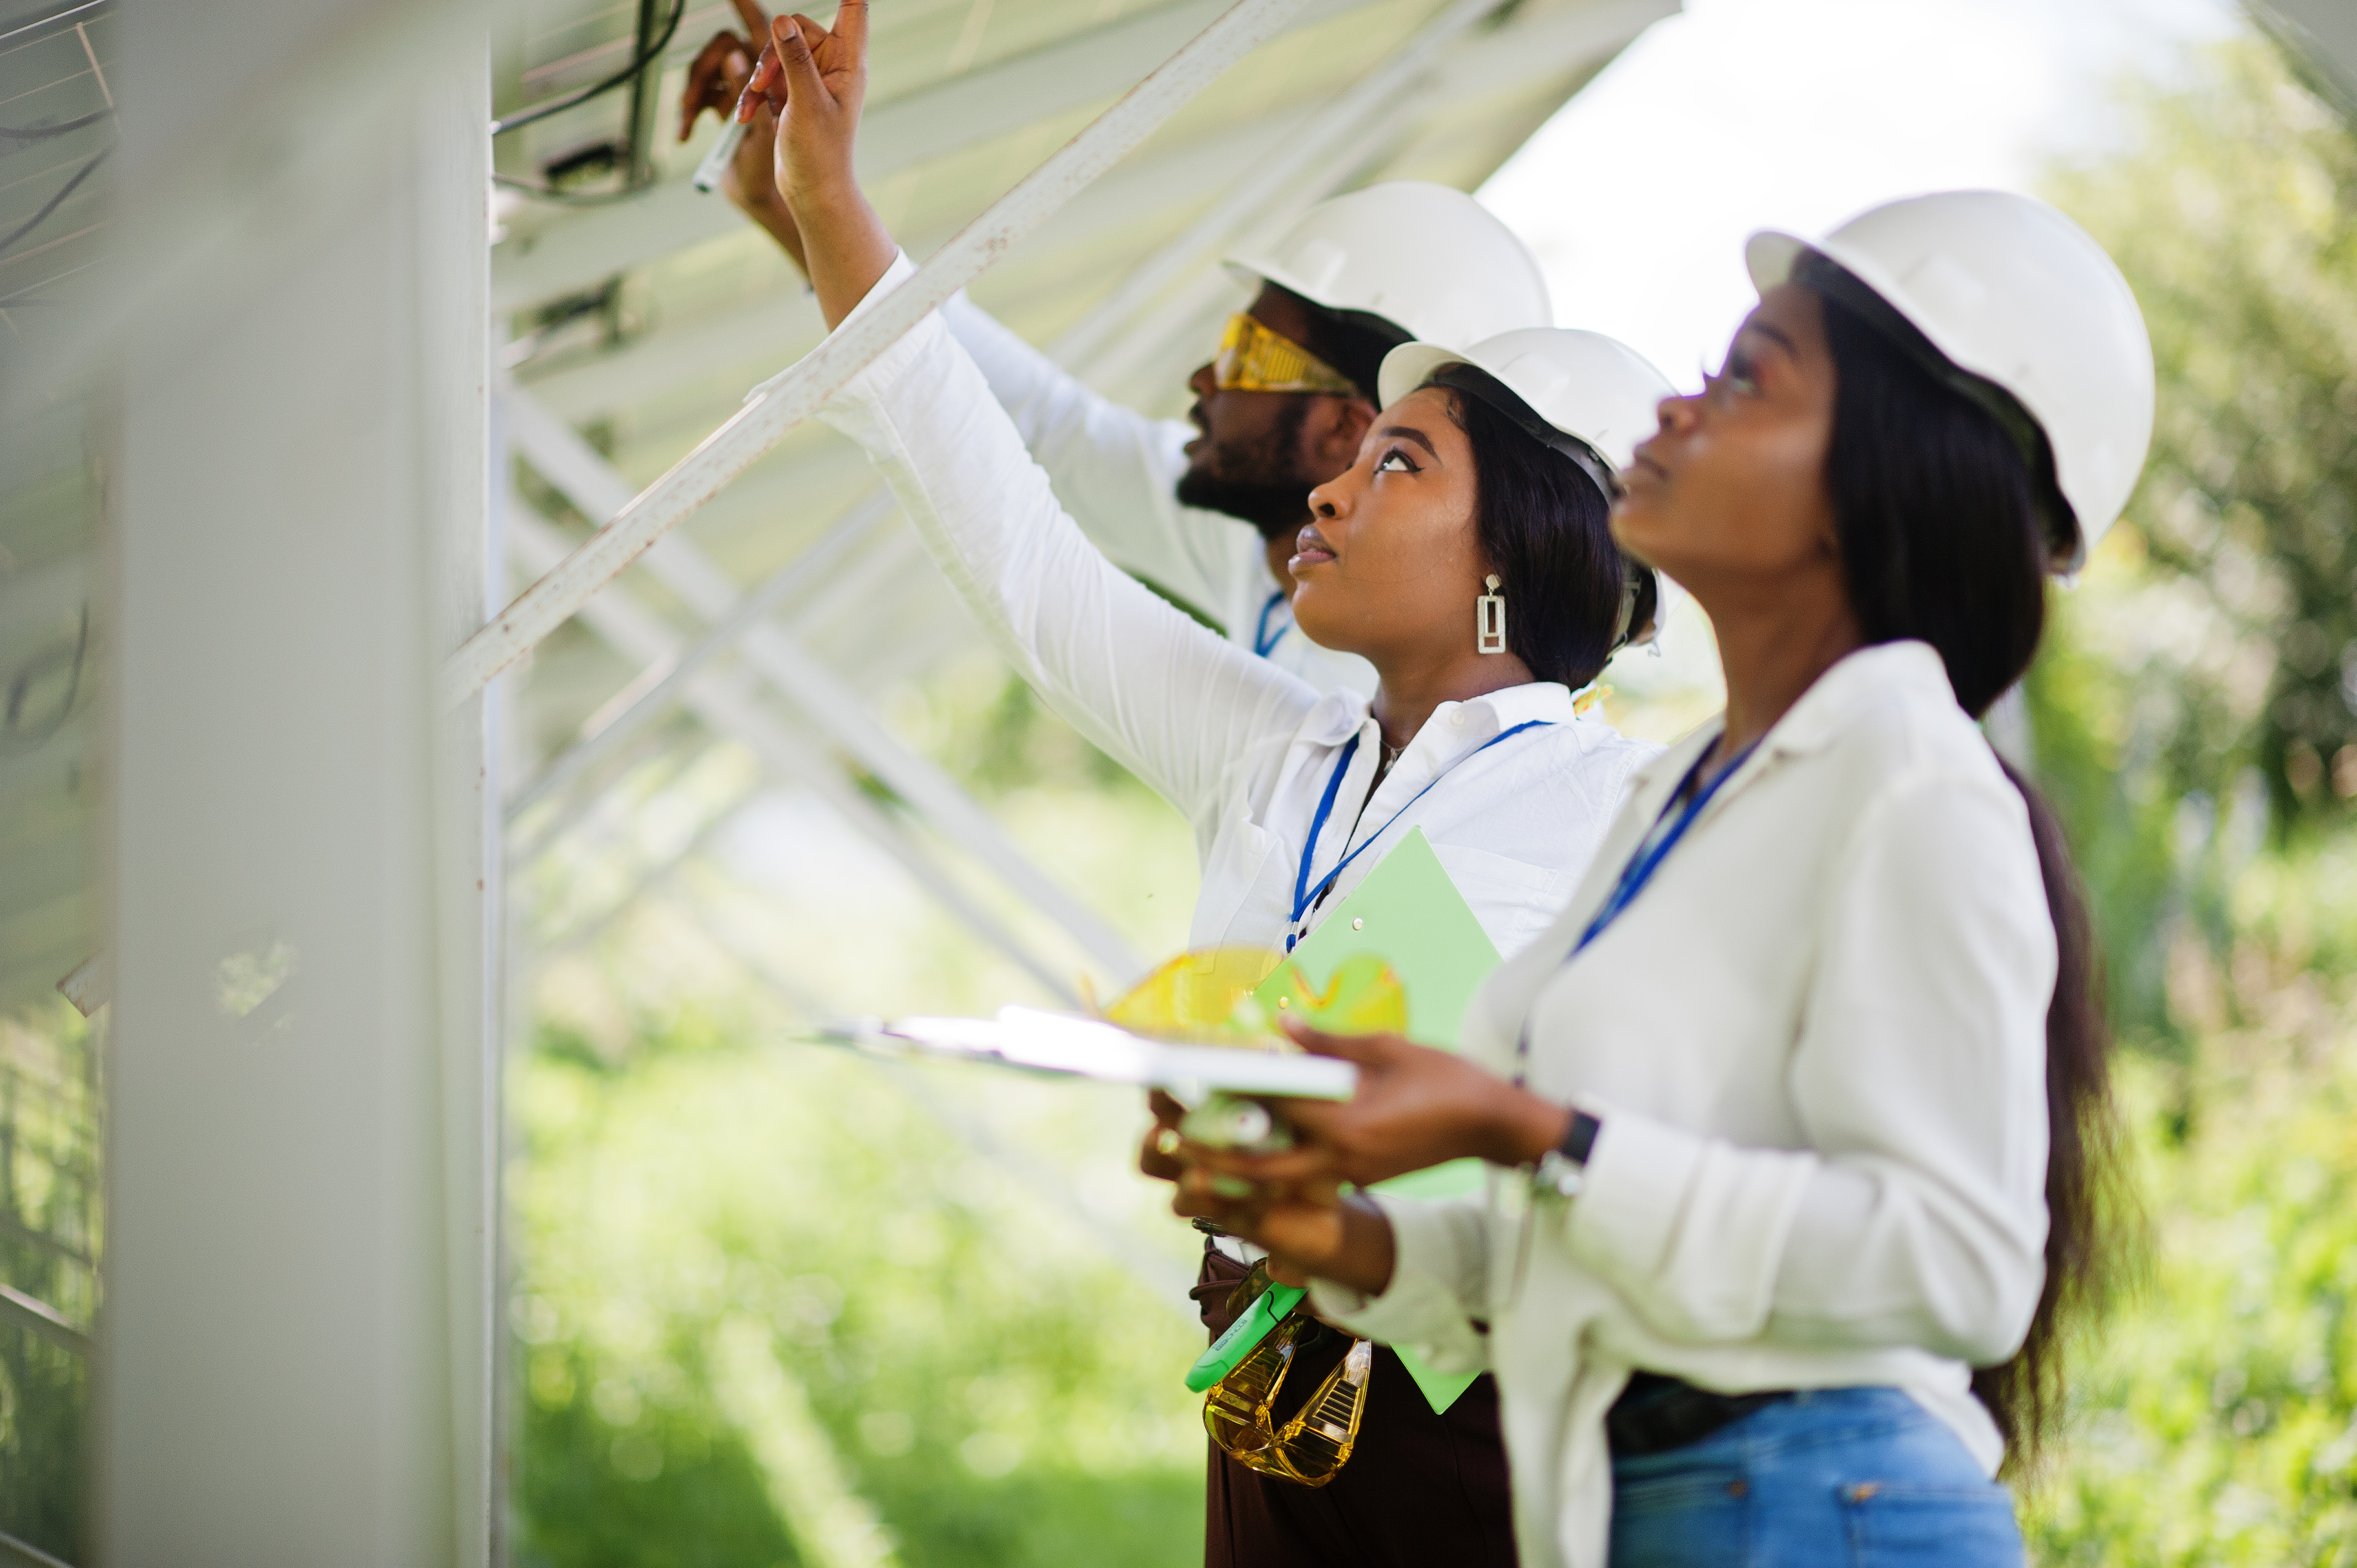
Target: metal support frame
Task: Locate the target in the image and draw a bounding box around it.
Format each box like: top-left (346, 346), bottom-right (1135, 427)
top-left (502, 386), bottom-right (1145, 984)
top-left (445, 0), bottom-right (1315, 704)
top-left (680, 883), bottom-right (1198, 1309)
top-left (506, 508), bottom-right (1093, 1005)
top-left (1050, 0), bottom-right (1511, 371)
top-left (501, 491), bottom-right (892, 824)
top-left (1071, 0), bottom-right (1675, 394)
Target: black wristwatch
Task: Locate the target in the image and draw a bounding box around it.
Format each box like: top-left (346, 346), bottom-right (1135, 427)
top-left (1531, 1108), bottom-right (1603, 1200)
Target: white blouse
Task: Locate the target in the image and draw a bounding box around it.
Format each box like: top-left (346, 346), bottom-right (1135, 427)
top-left (1310, 641), bottom-right (2056, 1568)
top-left (817, 253), bottom-right (1659, 961)
top-left (940, 292), bottom-right (1378, 698)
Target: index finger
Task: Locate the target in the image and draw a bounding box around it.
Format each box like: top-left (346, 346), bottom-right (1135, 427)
top-left (1184, 1141), bottom-right (1337, 1184)
top-left (832, 0), bottom-right (868, 51)
top-left (729, 0), bottom-right (772, 36)
top-left (1277, 1015), bottom-right (1388, 1061)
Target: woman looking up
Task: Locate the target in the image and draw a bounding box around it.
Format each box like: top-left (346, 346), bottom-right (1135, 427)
top-left (737, 11), bottom-right (1672, 1566)
top-left (1173, 190), bottom-right (2153, 1568)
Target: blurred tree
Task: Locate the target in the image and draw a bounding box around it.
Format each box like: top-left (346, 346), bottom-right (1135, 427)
top-left (0, 1003), bottom-right (99, 1565)
top-left (2028, 37), bottom-right (2357, 1044)
top-left (2049, 40), bottom-right (2357, 831)
top-left (508, 1012), bottom-right (1208, 1568)
top-left (2016, 38), bottom-right (2357, 1562)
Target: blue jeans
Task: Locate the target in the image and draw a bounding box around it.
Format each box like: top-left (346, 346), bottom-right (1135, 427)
top-left (1609, 1387), bottom-right (2024, 1567)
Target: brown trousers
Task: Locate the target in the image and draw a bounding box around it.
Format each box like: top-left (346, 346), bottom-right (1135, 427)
top-left (1192, 1245), bottom-right (1519, 1568)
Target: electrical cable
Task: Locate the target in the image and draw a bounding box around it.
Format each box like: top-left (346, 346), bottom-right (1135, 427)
top-left (490, 0), bottom-right (687, 137)
top-left (0, 142), bottom-right (107, 257)
top-left (490, 170), bottom-right (660, 205)
top-left (0, 106), bottom-right (111, 139)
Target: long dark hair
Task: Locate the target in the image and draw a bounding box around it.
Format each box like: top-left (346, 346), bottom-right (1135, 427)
top-left (1814, 272), bottom-right (2127, 1468)
top-left (1443, 386), bottom-right (1636, 691)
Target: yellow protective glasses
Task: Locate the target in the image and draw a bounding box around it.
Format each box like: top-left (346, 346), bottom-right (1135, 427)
top-left (1202, 1294), bottom-right (1375, 1487)
top-left (1211, 313), bottom-right (1359, 396)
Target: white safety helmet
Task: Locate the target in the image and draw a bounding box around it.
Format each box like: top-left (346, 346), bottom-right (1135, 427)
top-left (1380, 328), bottom-right (1682, 649)
top-left (1224, 182), bottom-right (1552, 353)
top-left (1746, 190), bottom-right (2154, 571)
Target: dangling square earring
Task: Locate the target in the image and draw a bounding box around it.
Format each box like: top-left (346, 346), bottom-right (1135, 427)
top-left (1476, 575), bottom-right (1506, 655)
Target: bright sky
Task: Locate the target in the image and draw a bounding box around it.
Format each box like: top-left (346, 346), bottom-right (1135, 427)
top-left (1480, 0), bottom-right (2240, 389)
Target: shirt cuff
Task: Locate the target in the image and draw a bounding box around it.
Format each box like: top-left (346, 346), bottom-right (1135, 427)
top-left (1305, 1195), bottom-right (1491, 1377)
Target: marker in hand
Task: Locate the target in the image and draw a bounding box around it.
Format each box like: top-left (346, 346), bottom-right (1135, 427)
top-left (693, 122), bottom-right (748, 193)
top-left (679, 0), bottom-right (773, 195)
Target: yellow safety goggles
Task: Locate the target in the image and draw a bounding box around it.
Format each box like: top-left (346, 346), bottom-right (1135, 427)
top-left (1212, 313), bottom-right (1359, 396)
top-left (1202, 1300), bottom-right (1374, 1487)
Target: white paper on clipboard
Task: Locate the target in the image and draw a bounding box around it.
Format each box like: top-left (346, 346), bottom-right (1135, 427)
top-left (812, 1005), bottom-right (1357, 1101)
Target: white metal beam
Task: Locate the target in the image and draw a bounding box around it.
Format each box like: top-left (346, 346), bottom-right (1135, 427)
top-left (510, 0), bottom-right (1674, 431)
top-left (680, 885), bottom-right (1198, 1308)
top-left (445, 0), bottom-right (1316, 705)
top-left (505, 508), bottom-right (1093, 1006)
top-left (101, 2), bottom-right (495, 1561)
top-left (502, 491), bottom-right (892, 823)
top-left (502, 388), bottom-right (1145, 982)
top-left (512, 108), bottom-right (1309, 422)
top-left (490, 0), bottom-right (1377, 314)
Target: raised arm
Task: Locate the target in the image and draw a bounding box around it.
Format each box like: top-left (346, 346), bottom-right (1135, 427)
top-left (938, 296), bottom-right (1260, 627)
top-left (699, 16), bottom-right (1259, 627)
top-left (817, 265), bottom-right (1315, 818)
top-left (747, 7), bottom-right (1318, 816)
top-left (736, 7), bottom-right (893, 329)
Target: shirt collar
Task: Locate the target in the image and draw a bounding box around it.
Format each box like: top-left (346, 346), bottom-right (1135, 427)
top-left (1622, 640), bottom-right (1957, 799)
top-left (1760, 641), bottom-right (1955, 757)
top-left (1302, 681), bottom-right (1580, 751)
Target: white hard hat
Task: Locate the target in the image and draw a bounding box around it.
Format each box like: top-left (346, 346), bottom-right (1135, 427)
top-left (1380, 328), bottom-right (1683, 649)
top-left (1747, 190), bottom-right (2154, 570)
top-left (1224, 182), bottom-right (1552, 352)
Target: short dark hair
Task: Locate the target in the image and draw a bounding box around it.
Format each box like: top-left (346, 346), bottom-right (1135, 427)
top-left (1443, 388), bottom-right (1629, 691)
top-left (1814, 269), bottom-right (2123, 1472)
top-left (1278, 285), bottom-right (1412, 406)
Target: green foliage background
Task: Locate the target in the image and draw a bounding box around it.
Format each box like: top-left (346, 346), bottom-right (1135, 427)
top-left (2016, 37), bottom-right (2357, 1566)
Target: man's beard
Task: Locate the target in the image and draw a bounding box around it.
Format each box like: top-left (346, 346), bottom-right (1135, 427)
top-left (1172, 396), bottom-right (1318, 539)
top-left (1173, 470), bottom-right (1318, 538)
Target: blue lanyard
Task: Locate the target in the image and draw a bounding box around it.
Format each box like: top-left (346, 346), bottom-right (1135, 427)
top-left (1285, 718), bottom-right (1555, 951)
top-left (1510, 734), bottom-right (1758, 1083)
top-left (1253, 590), bottom-right (1289, 658)
top-left (1572, 735), bottom-right (1760, 960)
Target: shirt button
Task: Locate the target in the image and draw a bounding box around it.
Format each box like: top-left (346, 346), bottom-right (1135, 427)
top-left (1448, 711), bottom-right (1465, 728)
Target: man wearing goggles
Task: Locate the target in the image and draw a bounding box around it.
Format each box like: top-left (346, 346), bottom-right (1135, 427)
top-left (681, 10), bottom-right (1551, 699)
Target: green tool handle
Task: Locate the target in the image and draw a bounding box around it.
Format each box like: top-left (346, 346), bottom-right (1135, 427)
top-left (1184, 1282), bottom-right (1305, 1392)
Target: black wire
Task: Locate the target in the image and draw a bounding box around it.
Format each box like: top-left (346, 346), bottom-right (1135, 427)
top-left (491, 170), bottom-right (660, 205)
top-left (0, 106), bottom-right (111, 139)
top-left (0, 604), bottom-right (88, 756)
top-left (491, 0), bottom-right (688, 137)
top-left (0, 142), bottom-right (107, 257)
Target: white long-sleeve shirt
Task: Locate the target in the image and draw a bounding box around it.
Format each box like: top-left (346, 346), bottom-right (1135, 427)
top-left (1310, 641), bottom-right (2056, 1568)
top-left (819, 254), bottom-right (1657, 961)
top-left (940, 292), bottom-right (1378, 698)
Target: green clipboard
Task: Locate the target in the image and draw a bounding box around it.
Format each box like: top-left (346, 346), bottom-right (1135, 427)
top-left (1246, 827), bottom-right (1502, 1414)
